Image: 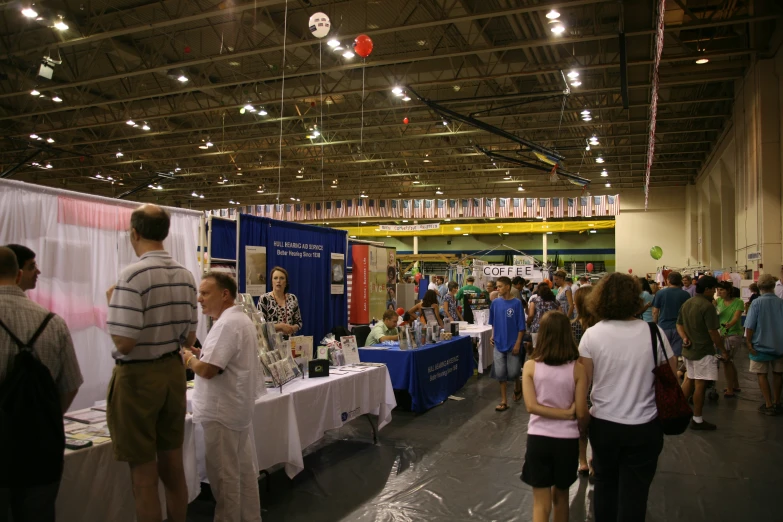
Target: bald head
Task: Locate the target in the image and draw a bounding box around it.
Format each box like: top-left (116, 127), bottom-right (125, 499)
top-left (131, 204), bottom-right (170, 242)
top-left (0, 246), bottom-right (20, 282)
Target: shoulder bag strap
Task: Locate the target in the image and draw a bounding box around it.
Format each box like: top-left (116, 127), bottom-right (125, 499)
top-left (0, 317), bottom-right (25, 350)
top-left (648, 322), bottom-right (670, 366)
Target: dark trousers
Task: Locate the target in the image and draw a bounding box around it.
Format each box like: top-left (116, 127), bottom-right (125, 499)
top-left (589, 417), bottom-right (663, 522)
top-left (0, 481), bottom-right (60, 522)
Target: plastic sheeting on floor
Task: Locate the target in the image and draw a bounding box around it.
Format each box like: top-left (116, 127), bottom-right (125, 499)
top-left (188, 347), bottom-right (783, 521)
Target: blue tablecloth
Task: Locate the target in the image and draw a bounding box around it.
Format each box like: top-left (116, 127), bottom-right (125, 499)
top-left (359, 336), bottom-right (474, 413)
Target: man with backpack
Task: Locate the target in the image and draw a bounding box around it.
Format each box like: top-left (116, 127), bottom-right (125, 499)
top-left (0, 246), bottom-right (83, 521)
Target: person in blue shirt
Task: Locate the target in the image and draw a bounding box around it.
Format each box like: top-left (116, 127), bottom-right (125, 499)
top-left (652, 272), bottom-right (691, 356)
top-left (489, 276), bottom-right (526, 412)
top-left (745, 274), bottom-right (783, 415)
top-left (639, 278), bottom-right (654, 322)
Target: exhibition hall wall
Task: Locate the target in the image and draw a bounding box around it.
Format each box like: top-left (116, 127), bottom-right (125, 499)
top-left (693, 53), bottom-right (783, 275)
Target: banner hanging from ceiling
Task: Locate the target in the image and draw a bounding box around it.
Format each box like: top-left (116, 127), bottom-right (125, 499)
top-left (378, 223), bottom-right (440, 232)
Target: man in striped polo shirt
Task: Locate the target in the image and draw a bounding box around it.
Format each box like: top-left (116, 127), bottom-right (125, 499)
top-left (106, 204), bottom-right (198, 522)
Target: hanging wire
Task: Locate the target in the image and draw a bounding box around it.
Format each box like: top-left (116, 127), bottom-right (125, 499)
top-left (320, 40), bottom-right (325, 225)
top-left (276, 0), bottom-right (289, 205)
top-left (358, 61), bottom-right (365, 227)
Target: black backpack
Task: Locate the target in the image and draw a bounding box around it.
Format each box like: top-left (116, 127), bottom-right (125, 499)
top-left (0, 313), bottom-right (65, 488)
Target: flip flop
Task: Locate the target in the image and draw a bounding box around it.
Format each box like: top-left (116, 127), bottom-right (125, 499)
top-left (513, 390), bottom-right (523, 402)
top-left (495, 403), bottom-right (509, 412)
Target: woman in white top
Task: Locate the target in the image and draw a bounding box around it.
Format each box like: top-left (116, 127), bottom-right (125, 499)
top-left (578, 273), bottom-right (677, 522)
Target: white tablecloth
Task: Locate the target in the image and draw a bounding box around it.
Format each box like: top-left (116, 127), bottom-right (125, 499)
top-left (57, 366), bottom-right (395, 522)
top-left (461, 325), bottom-right (493, 373)
top-left (57, 415), bottom-right (201, 522)
top-left (191, 365), bottom-right (396, 479)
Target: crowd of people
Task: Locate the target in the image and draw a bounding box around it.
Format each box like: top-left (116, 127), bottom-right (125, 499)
top-left (483, 268), bottom-right (783, 522)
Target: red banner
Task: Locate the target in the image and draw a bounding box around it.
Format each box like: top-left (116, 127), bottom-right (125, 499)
top-left (350, 245), bottom-right (370, 324)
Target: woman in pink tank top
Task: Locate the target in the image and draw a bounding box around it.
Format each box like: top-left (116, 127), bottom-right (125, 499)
top-left (521, 311), bottom-right (589, 522)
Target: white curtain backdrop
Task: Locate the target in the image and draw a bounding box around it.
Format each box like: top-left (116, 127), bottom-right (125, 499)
top-left (0, 179), bottom-right (205, 410)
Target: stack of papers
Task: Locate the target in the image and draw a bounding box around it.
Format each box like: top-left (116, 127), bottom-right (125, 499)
top-left (64, 409), bottom-right (106, 424)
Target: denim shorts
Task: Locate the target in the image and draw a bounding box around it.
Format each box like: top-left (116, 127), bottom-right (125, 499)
top-left (663, 328), bottom-right (683, 357)
top-left (491, 348), bottom-right (522, 382)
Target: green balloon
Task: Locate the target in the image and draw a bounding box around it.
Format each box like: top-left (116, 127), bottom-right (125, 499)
top-left (650, 246), bottom-right (663, 260)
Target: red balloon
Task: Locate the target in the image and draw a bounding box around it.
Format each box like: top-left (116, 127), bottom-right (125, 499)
top-left (414, 273), bottom-right (422, 283)
top-left (396, 307), bottom-right (405, 316)
top-left (586, 263), bottom-right (594, 273)
top-left (403, 117), bottom-right (409, 125)
top-left (628, 268), bottom-right (633, 274)
top-left (353, 34), bottom-right (373, 58)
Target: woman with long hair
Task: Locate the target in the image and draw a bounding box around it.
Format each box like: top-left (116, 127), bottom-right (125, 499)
top-left (521, 311), bottom-right (588, 522)
top-left (527, 282), bottom-right (560, 347)
top-left (639, 278), bottom-right (654, 322)
top-left (571, 285), bottom-right (596, 478)
top-left (406, 289), bottom-right (444, 329)
top-left (579, 273), bottom-right (677, 521)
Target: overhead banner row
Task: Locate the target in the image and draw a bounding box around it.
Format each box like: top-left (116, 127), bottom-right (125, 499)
top-left (208, 195), bottom-right (620, 221)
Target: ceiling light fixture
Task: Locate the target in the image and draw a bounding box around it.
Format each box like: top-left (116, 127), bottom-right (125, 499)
top-left (412, 180), bottom-right (421, 184)
top-left (258, 109), bottom-right (268, 116)
top-left (327, 39), bottom-right (340, 48)
top-left (695, 58), bottom-right (709, 65)
top-left (116, 151), bottom-right (124, 158)
top-left (46, 137), bottom-right (54, 143)
top-left (601, 170), bottom-right (608, 177)
top-left (454, 227), bottom-right (462, 231)
top-left (342, 50), bottom-right (355, 59)
top-left (126, 120), bottom-right (135, 126)
top-left (53, 19), bottom-right (68, 31)
top-left (333, 45), bottom-right (344, 52)
top-left (590, 230), bottom-right (597, 234)
top-left (518, 185), bottom-right (525, 192)
top-left (45, 163), bottom-right (52, 169)
top-left (142, 123), bottom-right (150, 131)
top-left (29, 133), bottom-right (38, 139)
top-left (589, 136), bottom-right (599, 145)
top-left (462, 233), bottom-right (469, 236)
top-left (442, 120), bottom-right (448, 126)
top-left (95, 174), bottom-right (103, 178)
top-left (51, 95), bottom-right (62, 102)
top-left (582, 115), bottom-right (592, 121)
top-left (402, 96), bottom-right (411, 101)
top-left (30, 89), bottom-right (40, 96)
top-left (360, 193), bottom-right (368, 198)
top-left (445, 218), bottom-right (451, 222)
top-left (402, 220), bottom-right (408, 223)
top-left (21, 7), bottom-right (38, 18)
top-left (177, 75), bottom-right (188, 83)
top-left (570, 80), bottom-right (582, 87)
top-left (581, 109), bottom-right (591, 116)
top-left (605, 182), bottom-right (611, 187)
top-left (546, 9), bottom-right (560, 19)
top-left (551, 24), bottom-right (565, 35)
top-left (392, 87), bottom-right (403, 95)
top-left (435, 188), bottom-right (443, 195)
top-left (191, 191), bottom-right (199, 197)
top-left (596, 157), bottom-right (605, 163)
top-left (567, 71), bottom-right (579, 79)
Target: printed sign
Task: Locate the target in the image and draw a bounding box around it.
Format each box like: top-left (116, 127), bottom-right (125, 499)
top-left (379, 223), bottom-right (440, 232)
top-left (479, 265), bottom-right (545, 282)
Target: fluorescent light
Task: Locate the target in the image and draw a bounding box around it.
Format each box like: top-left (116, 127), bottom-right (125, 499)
top-left (361, 221), bottom-right (367, 224)
top-left (435, 190), bottom-right (443, 195)
top-left (570, 81), bottom-right (581, 87)
top-left (547, 232), bottom-right (553, 235)
top-left (177, 75), bottom-right (188, 82)
top-left (392, 87), bottom-right (403, 95)
top-left (290, 197), bottom-right (296, 201)
top-left (29, 133), bottom-right (38, 139)
top-left (21, 7), bottom-right (37, 18)
top-left (53, 20), bottom-right (69, 31)
top-left (605, 182), bottom-right (611, 187)
top-left (327, 39), bottom-right (340, 48)
top-left (95, 174), bottom-right (103, 179)
top-left (454, 227), bottom-right (462, 231)
top-left (402, 96), bottom-right (411, 101)
top-left (192, 192), bottom-right (199, 197)
top-left (342, 51), bottom-right (355, 59)
top-left (567, 71), bottom-right (579, 79)
top-left (402, 220), bottom-right (408, 223)
top-left (582, 116), bottom-right (592, 121)
top-left (198, 145), bottom-right (208, 150)
top-left (442, 120), bottom-right (448, 126)
top-left (503, 176), bottom-right (512, 180)
top-left (360, 193), bottom-right (368, 198)
top-left (601, 170), bottom-right (608, 177)
top-left (312, 130), bottom-right (320, 137)
top-left (412, 180), bottom-right (421, 184)
top-left (30, 89), bottom-right (40, 96)
top-left (462, 233), bottom-right (469, 236)
top-left (546, 9), bottom-right (560, 19)
top-left (423, 159), bottom-right (431, 163)
top-left (205, 141), bottom-right (213, 147)
top-left (258, 109), bottom-right (267, 116)
top-left (331, 184), bottom-right (338, 188)
top-left (350, 235), bottom-right (357, 238)
top-left (590, 230), bottom-right (597, 234)
top-left (695, 58), bottom-right (709, 65)
top-left (116, 151), bottom-right (124, 158)
top-left (126, 120), bottom-right (136, 126)
top-left (46, 137), bottom-right (54, 143)
top-left (257, 190), bottom-right (264, 193)
top-left (445, 218), bottom-right (451, 221)
top-left (296, 175), bottom-right (304, 179)
top-left (199, 194), bottom-right (204, 198)
top-left (518, 185), bottom-right (525, 192)
top-left (243, 104), bottom-right (254, 112)
top-left (503, 232), bottom-right (509, 235)
top-left (333, 45), bottom-right (343, 51)
top-left (52, 96), bottom-right (62, 102)
top-left (581, 109), bottom-right (591, 116)
top-left (142, 123), bottom-right (150, 131)
top-left (596, 157), bottom-right (605, 163)
top-left (551, 24), bottom-right (565, 35)
top-left (45, 163), bottom-right (52, 169)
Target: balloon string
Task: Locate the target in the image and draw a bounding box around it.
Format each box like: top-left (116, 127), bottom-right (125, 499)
top-left (276, 0), bottom-right (288, 206)
top-left (320, 40), bottom-right (325, 225)
top-left (359, 58), bottom-right (365, 208)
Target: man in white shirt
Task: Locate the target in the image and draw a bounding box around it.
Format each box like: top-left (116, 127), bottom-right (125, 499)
top-left (428, 276), bottom-right (439, 293)
top-left (775, 267), bottom-right (783, 299)
top-left (182, 273), bottom-right (261, 522)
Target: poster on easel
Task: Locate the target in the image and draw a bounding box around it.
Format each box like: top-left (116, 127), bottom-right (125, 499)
top-left (245, 246), bottom-right (267, 296)
top-left (331, 253), bottom-right (345, 294)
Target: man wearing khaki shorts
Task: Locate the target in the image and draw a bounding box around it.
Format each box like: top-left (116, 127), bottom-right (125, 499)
top-left (744, 274), bottom-right (783, 416)
top-left (106, 205), bottom-right (198, 522)
top-left (677, 276), bottom-right (727, 431)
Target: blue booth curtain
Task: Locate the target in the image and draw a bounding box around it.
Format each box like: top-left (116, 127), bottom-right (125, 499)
top-left (209, 218), bottom-right (237, 260)
top-left (238, 215), bottom-right (347, 342)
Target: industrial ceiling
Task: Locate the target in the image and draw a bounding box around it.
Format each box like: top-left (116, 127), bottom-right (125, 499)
top-left (0, 0), bottom-right (779, 211)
